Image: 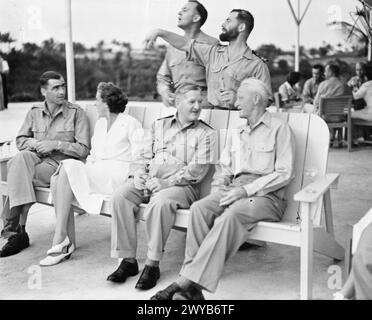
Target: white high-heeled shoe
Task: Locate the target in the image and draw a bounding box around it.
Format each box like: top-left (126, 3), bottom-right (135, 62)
top-left (40, 237), bottom-right (75, 267)
top-left (333, 291), bottom-right (349, 300)
top-left (46, 236), bottom-right (70, 255)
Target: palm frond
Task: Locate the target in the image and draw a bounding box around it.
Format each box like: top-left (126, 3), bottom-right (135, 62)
top-left (328, 21), bottom-right (368, 44)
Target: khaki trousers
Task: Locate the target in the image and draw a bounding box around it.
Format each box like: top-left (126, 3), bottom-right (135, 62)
top-left (180, 190), bottom-right (286, 293)
top-left (2, 150), bottom-right (58, 232)
top-left (110, 182), bottom-right (198, 261)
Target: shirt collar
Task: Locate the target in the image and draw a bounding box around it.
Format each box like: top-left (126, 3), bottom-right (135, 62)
top-left (170, 113), bottom-right (198, 130)
top-left (42, 100), bottom-right (68, 118)
top-left (216, 45), bottom-right (254, 60)
top-left (242, 47), bottom-right (255, 60)
top-left (240, 111), bottom-right (271, 133)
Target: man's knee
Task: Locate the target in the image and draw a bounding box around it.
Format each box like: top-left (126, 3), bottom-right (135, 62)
top-left (7, 150), bottom-right (36, 170)
top-left (112, 183), bottom-right (136, 204)
top-left (190, 198), bottom-right (209, 217)
top-left (148, 188), bottom-right (177, 206)
top-left (146, 191), bottom-right (173, 212)
top-left (222, 198), bottom-right (260, 223)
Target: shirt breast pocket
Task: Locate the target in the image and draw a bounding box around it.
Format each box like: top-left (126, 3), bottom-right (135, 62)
top-left (177, 141), bottom-right (198, 163)
top-left (56, 122), bottom-right (75, 141)
top-left (153, 138), bottom-right (167, 155)
top-left (169, 57), bottom-right (184, 68)
top-left (32, 123), bottom-right (46, 140)
top-left (252, 142), bottom-right (275, 172)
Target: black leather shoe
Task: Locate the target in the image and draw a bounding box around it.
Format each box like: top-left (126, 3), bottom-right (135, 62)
top-left (0, 231), bottom-right (29, 257)
top-left (150, 282), bottom-right (182, 300)
top-left (173, 286), bottom-right (205, 300)
top-left (107, 259), bottom-right (139, 283)
top-left (135, 265), bottom-right (160, 290)
top-left (1, 224), bottom-right (21, 239)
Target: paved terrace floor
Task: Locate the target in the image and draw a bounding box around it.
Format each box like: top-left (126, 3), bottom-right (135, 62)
top-left (0, 102), bottom-right (371, 300)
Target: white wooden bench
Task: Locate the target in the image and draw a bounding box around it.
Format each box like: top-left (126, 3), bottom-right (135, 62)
top-left (0, 104), bottom-right (344, 300)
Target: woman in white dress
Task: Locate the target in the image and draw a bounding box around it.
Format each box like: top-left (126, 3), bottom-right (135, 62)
top-left (352, 80), bottom-right (372, 121)
top-left (40, 82), bottom-right (145, 266)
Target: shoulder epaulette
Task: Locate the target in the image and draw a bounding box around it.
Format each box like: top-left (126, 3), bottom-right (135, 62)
top-left (156, 114), bottom-right (174, 121)
top-left (31, 103), bottom-right (44, 109)
top-left (198, 119), bottom-right (215, 130)
top-left (66, 102), bottom-right (83, 110)
top-left (252, 50), bottom-right (269, 63)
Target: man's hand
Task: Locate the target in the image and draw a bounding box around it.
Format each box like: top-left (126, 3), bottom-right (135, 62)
top-left (219, 187), bottom-right (248, 207)
top-left (143, 29), bottom-right (162, 50)
top-left (161, 91), bottom-right (176, 107)
top-left (219, 90), bottom-right (236, 109)
top-left (133, 173), bottom-right (147, 190)
top-left (145, 177), bottom-right (170, 193)
top-left (34, 141), bottom-right (57, 155)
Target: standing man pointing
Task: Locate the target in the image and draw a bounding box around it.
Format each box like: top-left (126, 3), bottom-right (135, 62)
top-left (146, 9), bottom-right (272, 109)
top-left (157, 0), bottom-right (219, 108)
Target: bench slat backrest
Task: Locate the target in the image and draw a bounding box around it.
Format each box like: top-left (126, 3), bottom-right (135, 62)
top-left (301, 114), bottom-right (329, 225)
top-left (227, 111), bottom-right (329, 225)
top-left (84, 105), bottom-right (329, 226)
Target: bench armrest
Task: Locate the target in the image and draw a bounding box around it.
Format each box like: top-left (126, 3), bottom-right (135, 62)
top-left (294, 173), bottom-right (339, 203)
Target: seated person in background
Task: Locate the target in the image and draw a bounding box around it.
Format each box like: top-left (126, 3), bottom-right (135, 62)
top-left (310, 64), bottom-right (345, 147)
top-left (151, 78), bottom-right (295, 300)
top-left (302, 64), bottom-right (324, 104)
top-left (0, 71), bottom-right (90, 258)
top-left (348, 62), bottom-right (368, 93)
top-left (278, 71), bottom-right (302, 108)
top-left (352, 80), bottom-right (372, 122)
top-left (312, 63), bottom-right (345, 114)
top-left (106, 85), bottom-right (217, 291)
top-left (351, 80), bottom-right (372, 143)
top-left (39, 82), bottom-right (146, 266)
top-left (348, 62), bottom-right (368, 111)
top-left (334, 220), bottom-right (372, 300)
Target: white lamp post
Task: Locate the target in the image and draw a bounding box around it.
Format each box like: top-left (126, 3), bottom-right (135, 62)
top-left (287, 0), bottom-right (312, 71)
top-left (65, 0), bottom-right (76, 103)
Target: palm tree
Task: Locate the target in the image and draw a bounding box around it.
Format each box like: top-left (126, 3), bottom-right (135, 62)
top-left (121, 42), bottom-right (133, 94)
top-left (0, 32), bottom-right (15, 52)
top-left (328, 0), bottom-right (372, 59)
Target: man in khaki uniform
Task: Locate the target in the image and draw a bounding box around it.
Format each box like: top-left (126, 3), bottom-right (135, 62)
top-left (0, 71), bottom-right (90, 257)
top-left (145, 9), bottom-right (272, 109)
top-left (157, 0), bottom-right (219, 108)
top-left (107, 85), bottom-right (217, 291)
top-left (151, 78), bottom-right (295, 300)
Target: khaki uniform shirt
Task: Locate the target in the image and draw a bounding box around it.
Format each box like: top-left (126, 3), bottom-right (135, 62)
top-left (157, 31), bottom-right (219, 106)
top-left (130, 114), bottom-right (217, 187)
top-left (187, 40), bottom-right (272, 108)
top-left (16, 101), bottom-right (90, 163)
top-left (302, 78), bottom-right (323, 103)
top-left (314, 76), bottom-right (345, 110)
top-left (213, 112), bottom-right (295, 200)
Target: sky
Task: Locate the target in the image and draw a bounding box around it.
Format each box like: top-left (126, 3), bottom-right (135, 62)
top-left (0, 0), bottom-right (363, 51)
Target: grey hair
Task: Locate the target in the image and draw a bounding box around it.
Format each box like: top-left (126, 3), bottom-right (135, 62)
top-left (175, 84), bottom-right (202, 105)
top-left (239, 78), bottom-right (270, 105)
